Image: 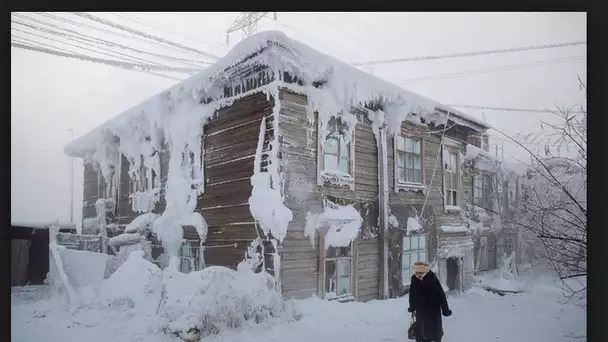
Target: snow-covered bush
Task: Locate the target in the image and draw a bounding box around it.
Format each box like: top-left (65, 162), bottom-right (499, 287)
top-left (158, 263), bottom-right (290, 337)
top-left (99, 250), bottom-right (163, 314)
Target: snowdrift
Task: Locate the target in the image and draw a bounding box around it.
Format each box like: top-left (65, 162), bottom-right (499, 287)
top-left (96, 250), bottom-right (292, 339)
top-left (47, 242), bottom-right (109, 306)
top-left (159, 263), bottom-right (287, 337)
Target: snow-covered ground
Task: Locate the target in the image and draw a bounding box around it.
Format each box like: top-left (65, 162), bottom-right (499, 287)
top-left (12, 270), bottom-right (585, 342)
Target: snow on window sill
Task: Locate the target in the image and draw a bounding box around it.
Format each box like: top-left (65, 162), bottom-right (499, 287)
top-left (444, 205), bottom-right (462, 212)
top-left (395, 182), bottom-right (426, 193)
top-left (319, 169), bottom-right (355, 189)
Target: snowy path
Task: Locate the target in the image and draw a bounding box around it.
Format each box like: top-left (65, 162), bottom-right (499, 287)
top-left (12, 281), bottom-right (585, 342)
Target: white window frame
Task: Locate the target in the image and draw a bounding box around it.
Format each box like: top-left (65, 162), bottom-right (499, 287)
top-left (402, 233), bottom-right (427, 284)
top-left (316, 116), bottom-right (356, 190)
top-left (442, 139), bottom-right (461, 212)
top-left (394, 135), bottom-right (425, 192)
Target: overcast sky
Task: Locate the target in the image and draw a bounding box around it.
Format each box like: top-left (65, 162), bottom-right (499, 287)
top-left (11, 12), bottom-right (586, 229)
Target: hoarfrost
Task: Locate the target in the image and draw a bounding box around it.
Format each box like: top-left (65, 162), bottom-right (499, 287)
top-left (406, 216), bottom-right (422, 235)
top-left (305, 202), bottom-right (363, 250)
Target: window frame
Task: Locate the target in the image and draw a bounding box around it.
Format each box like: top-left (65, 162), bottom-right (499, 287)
top-left (128, 154), bottom-right (159, 195)
top-left (317, 226), bottom-right (358, 301)
top-left (316, 116), bottom-right (356, 190)
top-left (442, 140), bottom-right (461, 212)
top-left (394, 135), bottom-right (425, 192)
top-left (472, 173), bottom-right (486, 208)
top-left (401, 233), bottom-right (428, 284)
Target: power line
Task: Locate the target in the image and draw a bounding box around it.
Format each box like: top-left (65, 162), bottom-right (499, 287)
top-left (111, 12), bottom-right (225, 50)
top-left (353, 40), bottom-right (587, 66)
top-left (11, 42), bottom-right (196, 79)
top-left (13, 13), bottom-right (211, 68)
top-left (31, 12), bottom-right (218, 61)
top-left (447, 105), bottom-right (586, 114)
top-left (12, 25), bottom-right (164, 67)
top-left (399, 55), bottom-right (585, 84)
top-left (71, 12), bottom-right (220, 60)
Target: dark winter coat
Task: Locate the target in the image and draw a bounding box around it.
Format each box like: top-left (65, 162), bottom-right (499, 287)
top-left (408, 271), bottom-right (451, 342)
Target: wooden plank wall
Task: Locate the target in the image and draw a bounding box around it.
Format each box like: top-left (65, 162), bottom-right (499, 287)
top-left (278, 88), bottom-right (381, 301)
top-left (200, 91), bottom-right (274, 270)
top-left (11, 239), bottom-right (31, 286)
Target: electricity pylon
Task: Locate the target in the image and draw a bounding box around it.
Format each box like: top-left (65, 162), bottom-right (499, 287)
top-left (226, 12), bottom-right (277, 45)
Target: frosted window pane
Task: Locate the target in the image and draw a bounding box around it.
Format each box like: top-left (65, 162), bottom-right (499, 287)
top-left (406, 155), bottom-right (413, 168)
top-left (413, 155), bottom-right (421, 170)
top-left (325, 260), bottom-right (337, 294)
top-left (339, 155), bottom-right (349, 173)
top-left (403, 236), bottom-right (410, 251)
top-left (450, 153), bottom-right (457, 171)
top-left (339, 259), bottom-right (351, 277)
top-left (398, 168), bottom-right (406, 182)
top-left (405, 138), bottom-right (413, 152)
top-left (397, 136), bottom-right (405, 151)
top-left (419, 235), bottom-right (426, 248)
top-left (414, 170), bottom-right (421, 183)
top-left (325, 154), bottom-right (338, 171)
top-left (420, 251), bottom-right (427, 263)
top-left (411, 236), bottom-right (419, 250)
top-left (325, 138), bottom-right (339, 154)
top-left (413, 139), bottom-right (421, 154)
top-left (397, 151), bottom-right (405, 167)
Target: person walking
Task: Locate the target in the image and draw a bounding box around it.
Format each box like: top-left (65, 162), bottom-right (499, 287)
top-left (407, 261), bottom-right (452, 342)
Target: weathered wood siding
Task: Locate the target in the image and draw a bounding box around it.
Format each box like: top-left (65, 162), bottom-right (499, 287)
top-left (357, 238), bottom-right (380, 301)
top-left (200, 91), bottom-right (274, 270)
top-left (278, 88), bottom-right (380, 301)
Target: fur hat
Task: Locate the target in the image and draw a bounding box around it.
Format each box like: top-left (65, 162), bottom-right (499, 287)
top-left (413, 261), bottom-right (430, 274)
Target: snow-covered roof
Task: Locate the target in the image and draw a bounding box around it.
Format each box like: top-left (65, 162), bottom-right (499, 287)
top-left (65, 31), bottom-right (489, 157)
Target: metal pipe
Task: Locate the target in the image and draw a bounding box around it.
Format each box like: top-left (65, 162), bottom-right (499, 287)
top-left (378, 124), bottom-right (390, 299)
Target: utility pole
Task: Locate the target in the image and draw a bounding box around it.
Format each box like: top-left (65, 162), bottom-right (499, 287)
top-left (226, 12), bottom-right (277, 46)
top-left (68, 128), bottom-right (75, 224)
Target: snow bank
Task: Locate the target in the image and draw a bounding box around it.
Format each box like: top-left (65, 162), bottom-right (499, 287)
top-left (159, 264), bottom-right (286, 336)
top-left (305, 202), bottom-right (363, 250)
top-left (99, 250), bottom-right (163, 314)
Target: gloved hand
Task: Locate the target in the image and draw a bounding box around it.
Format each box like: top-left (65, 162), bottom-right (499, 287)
top-left (407, 307), bottom-right (415, 313)
top-left (442, 309), bottom-right (452, 317)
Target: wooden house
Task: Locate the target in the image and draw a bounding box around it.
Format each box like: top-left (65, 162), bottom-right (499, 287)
top-left (65, 31), bottom-right (495, 301)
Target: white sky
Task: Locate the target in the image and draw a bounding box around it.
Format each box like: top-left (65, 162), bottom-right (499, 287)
top-left (10, 12), bottom-right (586, 228)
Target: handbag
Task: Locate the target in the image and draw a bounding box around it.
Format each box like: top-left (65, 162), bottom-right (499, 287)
top-left (407, 312), bottom-right (420, 340)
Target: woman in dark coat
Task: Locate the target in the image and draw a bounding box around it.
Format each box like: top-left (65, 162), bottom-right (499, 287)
top-left (407, 261), bottom-right (452, 342)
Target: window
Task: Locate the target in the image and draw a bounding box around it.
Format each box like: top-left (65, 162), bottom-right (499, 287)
top-left (443, 150), bottom-right (458, 207)
top-left (324, 244), bottom-right (353, 300)
top-left (129, 154), bottom-right (159, 194)
top-left (402, 234), bottom-right (427, 283)
top-left (179, 240), bottom-right (202, 273)
top-left (473, 174), bottom-right (485, 207)
top-left (396, 136), bottom-right (422, 184)
top-left (324, 134), bottom-right (350, 174)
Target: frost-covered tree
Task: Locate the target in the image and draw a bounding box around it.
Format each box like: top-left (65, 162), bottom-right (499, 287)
top-left (473, 78), bottom-right (587, 298)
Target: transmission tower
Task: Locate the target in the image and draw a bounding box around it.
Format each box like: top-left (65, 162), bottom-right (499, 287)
top-left (226, 12), bottom-right (277, 45)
